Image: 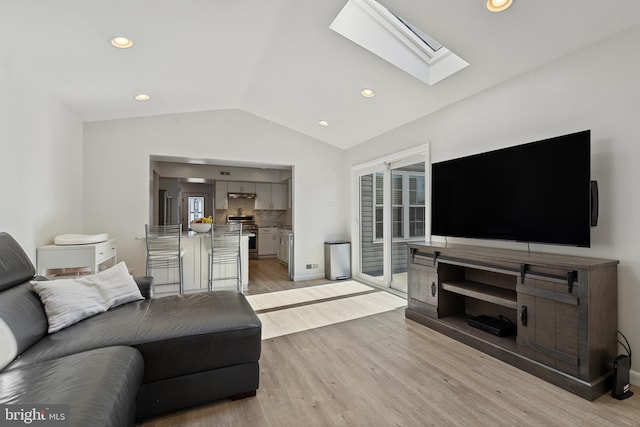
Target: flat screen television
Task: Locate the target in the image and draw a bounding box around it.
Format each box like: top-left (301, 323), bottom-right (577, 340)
top-left (431, 130), bottom-right (592, 247)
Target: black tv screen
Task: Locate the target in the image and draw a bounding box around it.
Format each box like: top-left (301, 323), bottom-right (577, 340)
top-left (431, 130), bottom-right (592, 247)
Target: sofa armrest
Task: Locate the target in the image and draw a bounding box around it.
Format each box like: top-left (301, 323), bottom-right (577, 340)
top-left (134, 276), bottom-right (154, 299)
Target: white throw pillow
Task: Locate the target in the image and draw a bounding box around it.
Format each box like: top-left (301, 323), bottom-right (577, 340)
top-left (31, 262), bottom-right (143, 333)
top-left (31, 278), bottom-right (107, 333)
top-left (89, 261), bottom-right (144, 309)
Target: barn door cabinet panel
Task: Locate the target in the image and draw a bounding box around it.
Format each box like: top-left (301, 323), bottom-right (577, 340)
top-left (517, 276), bottom-right (580, 377)
top-left (405, 242), bottom-right (618, 401)
top-left (409, 264), bottom-right (437, 305)
top-left (408, 255), bottom-right (438, 317)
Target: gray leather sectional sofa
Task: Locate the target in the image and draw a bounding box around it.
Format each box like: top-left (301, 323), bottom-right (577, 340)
top-left (0, 232), bottom-right (262, 426)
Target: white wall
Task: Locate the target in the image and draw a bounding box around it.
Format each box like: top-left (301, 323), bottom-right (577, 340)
top-left (83, 109), bottom-right (349, 280)
top-left (0, 62), bottom-right (83, 260)
top-left (346, 25), bottom-right (640, 384)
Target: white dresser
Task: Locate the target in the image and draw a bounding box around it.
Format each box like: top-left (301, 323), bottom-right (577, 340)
top-left (36, 239), bottom-right (117, 277)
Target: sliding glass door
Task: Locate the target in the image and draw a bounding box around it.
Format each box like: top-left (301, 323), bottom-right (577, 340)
top-left (352, 147), bottom-right (429, 292)
top-left (358, 170), bottom-right (385, 285)
top-left (390, 162), bottom-right (426, 292)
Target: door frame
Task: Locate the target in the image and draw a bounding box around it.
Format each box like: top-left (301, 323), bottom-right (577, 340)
top-left (350, 144), bottom-right (430, 289)
top-left (353, 163), bottom-right (387, 286)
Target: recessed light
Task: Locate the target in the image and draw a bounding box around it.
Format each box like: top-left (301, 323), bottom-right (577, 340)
top-left (109, 36), bottom-right (134, 49)
top-left (361, 88), bottom-right (375, 98)
top-left (486, 0), bottom-right (513, 12)
top-left (134, 94), bottom-right (150, 101)
top-left (318, 120), bottom-right (329, 127)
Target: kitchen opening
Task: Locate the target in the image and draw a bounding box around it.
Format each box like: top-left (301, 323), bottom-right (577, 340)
top-left (149, 156), bottom-right (294, 294)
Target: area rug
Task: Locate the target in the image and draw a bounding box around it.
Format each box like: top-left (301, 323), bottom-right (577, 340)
top-left (256, 290), bottom-right (406, 340)
top-left (245, 280), bottom-right (374, 311)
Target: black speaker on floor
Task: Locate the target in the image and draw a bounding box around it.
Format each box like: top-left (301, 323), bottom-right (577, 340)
top-left (612, 354), bottom-right (633, 400)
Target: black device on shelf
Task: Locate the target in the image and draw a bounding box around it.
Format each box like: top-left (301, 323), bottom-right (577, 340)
top-left (468, 315), bottom-right (516, 337)
top-left (432, 130), bottom-right (593, 247)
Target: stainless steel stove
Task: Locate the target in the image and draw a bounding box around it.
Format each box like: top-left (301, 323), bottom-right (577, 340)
top-left (226, 215), bottom-right (258, 258)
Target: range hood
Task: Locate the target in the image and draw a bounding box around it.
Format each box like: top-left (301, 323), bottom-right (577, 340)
top-left (227, 192), bottom-right (256, 199)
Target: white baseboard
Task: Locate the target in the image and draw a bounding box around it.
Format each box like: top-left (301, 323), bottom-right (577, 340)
top-left (293, 272), bottom-right (325, 281)
top-left (630, 368), bottom-right (639, 386)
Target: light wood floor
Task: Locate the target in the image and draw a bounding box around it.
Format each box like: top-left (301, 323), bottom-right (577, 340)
top-left (245, 258), bottom-right (328, 295)
top-left (139, 260), bottom-right (640, 426)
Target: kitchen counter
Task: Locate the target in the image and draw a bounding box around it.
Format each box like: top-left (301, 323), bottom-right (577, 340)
top-left (144, 232), bottom-right (249, 293)
top-left (183, 231), bottom-right (255, 238)
top-left (187, 233), bottom-right (249, 292)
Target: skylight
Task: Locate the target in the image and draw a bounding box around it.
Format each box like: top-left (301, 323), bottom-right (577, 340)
top-left (393, 14), bottom-right (443, 52)
top-left (330, 0), bottom-right (469, 86)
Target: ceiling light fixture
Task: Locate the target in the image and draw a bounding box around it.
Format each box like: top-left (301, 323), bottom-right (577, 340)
top-left (486, 0), bottom-right (513, 12)
top-left (361, 88), bottom-right (375, 98)
top-left (134, 94), bottom-right (150, 101)
top-left (109, 36), bottom-right (134, 49)
top-left (318, 120), bottom-right (329, 127)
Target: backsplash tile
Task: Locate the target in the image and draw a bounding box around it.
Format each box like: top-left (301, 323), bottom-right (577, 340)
top-left (215, 197), bottom-right (291, 228)
top-left (254, 210), bottom-right (286, 227)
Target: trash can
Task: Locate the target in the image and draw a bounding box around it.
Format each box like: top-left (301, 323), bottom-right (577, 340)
top-left (324, 241), bottom-right (351, 280)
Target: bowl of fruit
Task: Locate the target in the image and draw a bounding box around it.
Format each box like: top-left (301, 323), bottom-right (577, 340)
top-left (190, 216), bottom-right (212, 233)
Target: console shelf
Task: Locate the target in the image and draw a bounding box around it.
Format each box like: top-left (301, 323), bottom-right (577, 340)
top-left (406, 242), bottom-right (619, 401)
top-left (439, 313), bottom-right (518, 351)
top-left (441, 280), bottom-right (516, 309)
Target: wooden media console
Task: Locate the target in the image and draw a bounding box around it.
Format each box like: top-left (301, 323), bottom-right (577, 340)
top-left (406, 242), bottom-right (618, 400)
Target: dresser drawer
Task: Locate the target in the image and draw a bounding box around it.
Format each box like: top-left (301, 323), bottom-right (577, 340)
top-left (95, 240), bottom-right (117, 265)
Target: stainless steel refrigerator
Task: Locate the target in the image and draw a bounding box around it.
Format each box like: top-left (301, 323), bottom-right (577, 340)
top-left (158, 190), bottom-right (174, 225)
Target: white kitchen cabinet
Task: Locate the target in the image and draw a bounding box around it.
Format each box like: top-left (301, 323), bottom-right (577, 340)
top-left (255, 183), bottom-right (287, 210)
top-left (258, 227), bottom-right (277, 256)
top-left (271, 183), bottom-right (287, 210)
top-left (214, 181), bottom-right (228, 210)
top-left (227, 182), bottom-right (255, 193)
top-left (255, 183), bottom-right (271, 209)
top-left (277, 229), bottom-right (291, 265)
top-left (276, 230), bottom-right (285, 263)
top-left (216, 181), bottom-right (256, 209)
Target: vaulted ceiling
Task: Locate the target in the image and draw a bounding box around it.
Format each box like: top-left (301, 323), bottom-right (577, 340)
top-left (2, 0), bottom-right (640, 149)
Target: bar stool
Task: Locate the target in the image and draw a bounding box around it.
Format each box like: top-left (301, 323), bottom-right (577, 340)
top-left (145, 224), bottom-right (185, 295)
top-left (208, 223), bottom-right (242, 292)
